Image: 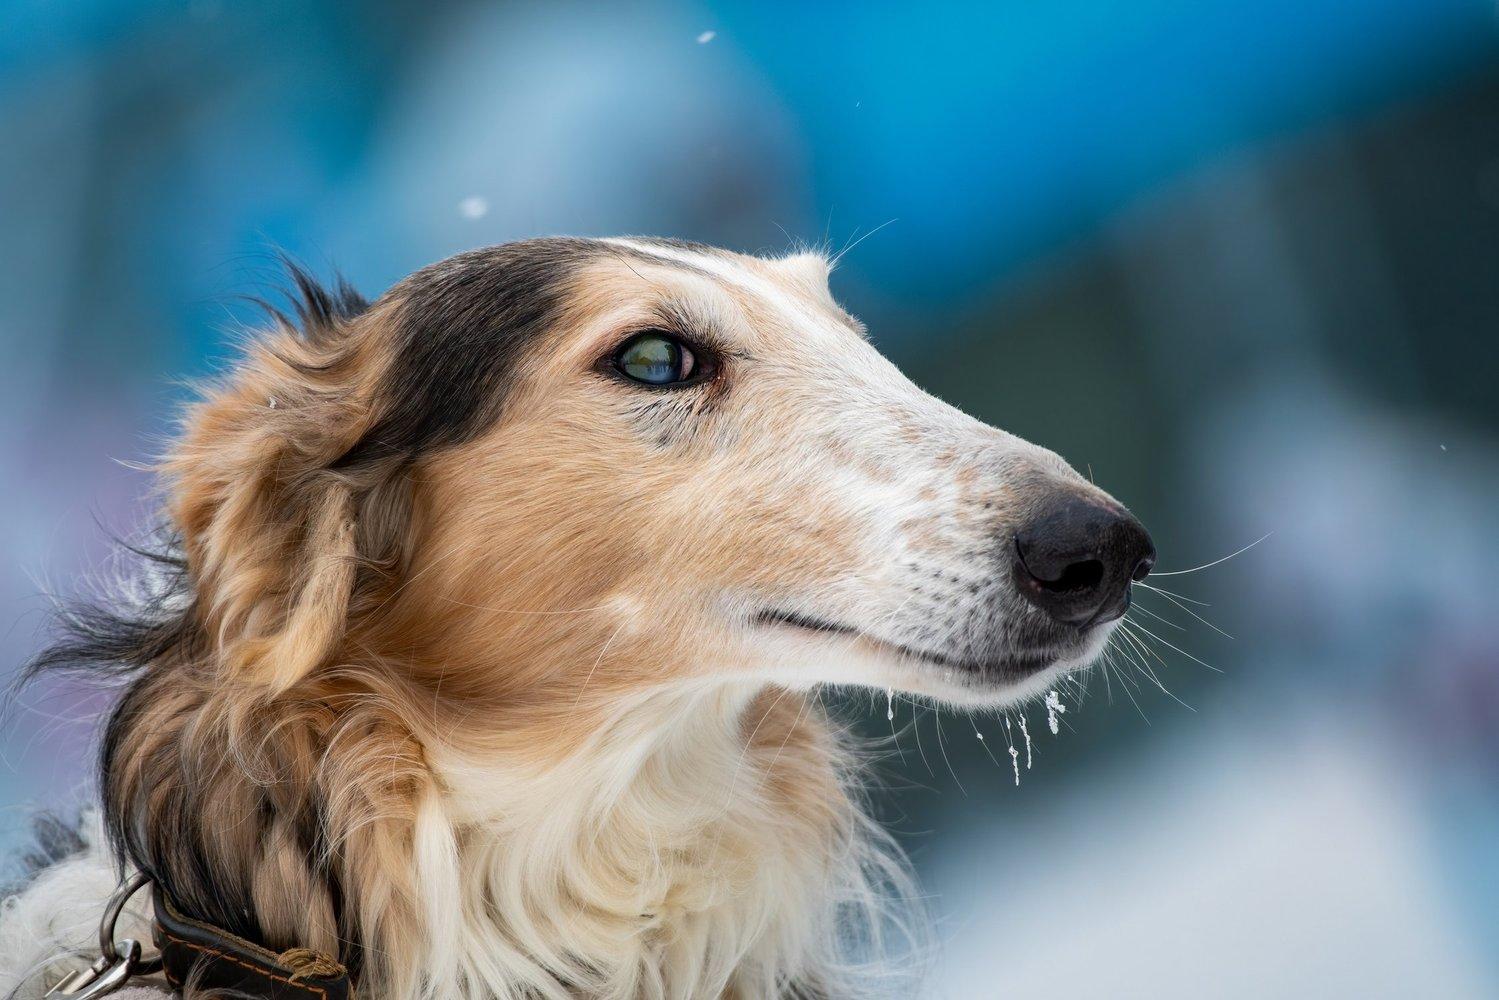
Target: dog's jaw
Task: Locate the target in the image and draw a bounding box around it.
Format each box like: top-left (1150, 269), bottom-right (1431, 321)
top-left (740, 605), bottom-right (1117, 708)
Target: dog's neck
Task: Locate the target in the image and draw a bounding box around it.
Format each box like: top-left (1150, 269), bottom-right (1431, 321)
top-left (385, 681), bottom-right (891, 999)
top-left (104, 661), bottom-right (911, 998)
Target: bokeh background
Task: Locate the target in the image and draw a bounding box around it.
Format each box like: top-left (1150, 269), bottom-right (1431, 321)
top-left (3, 2), bottom-right (1498, 996)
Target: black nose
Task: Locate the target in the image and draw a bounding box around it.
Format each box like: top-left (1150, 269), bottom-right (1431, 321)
top-left (1013, 496), bottom-right (1155, 627)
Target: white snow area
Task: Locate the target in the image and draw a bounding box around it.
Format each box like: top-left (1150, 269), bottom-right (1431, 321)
top-left (1001, 718), bottom-right (1020, 786)
top-left (930, 712), bottom-right (1492, 999)
top-left (1044, 690), bottom-right (1066, 735)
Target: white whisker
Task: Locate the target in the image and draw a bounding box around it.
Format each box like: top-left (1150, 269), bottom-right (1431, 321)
top-left (1150, 532), bottom-right (1272, 576)
top-left (1129, 601), bottom-right (1187, 632)
top-left (1102, 640), bottom-right (1150, 723)
top-left (1134, 584), bottom-right (1235, 639)
top-left (1117, 622), bottom-right (1196, 712)
top-left (910, 704), bottom-right (935, 778)
top-left (1123, 617), bottom-right (1224, 675)
top-left (1134, 580), bottom-right (1212, 607)
top-left (932, 706), bottom-right (967, 797)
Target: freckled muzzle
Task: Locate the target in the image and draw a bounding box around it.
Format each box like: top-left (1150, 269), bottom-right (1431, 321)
top-left (1011, 495), bottom-right (1156, 629)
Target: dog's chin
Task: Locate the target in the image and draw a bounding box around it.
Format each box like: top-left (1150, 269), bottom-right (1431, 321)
top-left (749, 609), bottom-right (1116, 709)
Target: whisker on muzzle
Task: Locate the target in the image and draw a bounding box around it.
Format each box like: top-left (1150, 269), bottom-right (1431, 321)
top-left (1147, 531), bottom-right (1272, 577)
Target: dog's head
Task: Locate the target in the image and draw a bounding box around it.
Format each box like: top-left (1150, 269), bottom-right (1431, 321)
top-left (173, 237), bottom-right (1152, 718)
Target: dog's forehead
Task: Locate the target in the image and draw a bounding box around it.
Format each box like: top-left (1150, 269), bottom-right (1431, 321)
top-left (603, 238), bottom-right (849, 336)
top-left (608, 237), bottom-right (824, 286)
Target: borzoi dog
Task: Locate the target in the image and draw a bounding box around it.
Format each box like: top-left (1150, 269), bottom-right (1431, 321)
top-left (3, 238), bottom-right (1153, 999)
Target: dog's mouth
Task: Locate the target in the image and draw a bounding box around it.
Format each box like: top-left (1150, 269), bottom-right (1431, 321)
top-left (753, 608), bottom-right (1068, 682)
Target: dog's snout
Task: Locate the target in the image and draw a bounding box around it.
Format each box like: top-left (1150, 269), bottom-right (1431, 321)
top-left (1012, 496), bottom-right (1155, 627)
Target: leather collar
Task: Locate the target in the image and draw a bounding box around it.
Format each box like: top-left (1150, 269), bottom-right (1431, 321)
top-left (152, 886), bottom-right (353, 1000)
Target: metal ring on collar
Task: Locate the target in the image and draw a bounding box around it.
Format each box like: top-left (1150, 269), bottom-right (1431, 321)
top-left (99, 871), bottom-right (163, 975)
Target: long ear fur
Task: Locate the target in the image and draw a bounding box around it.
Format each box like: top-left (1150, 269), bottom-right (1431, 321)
top-left (230, 482), bottom-right (357, 690)
top-left (166, 272), bottom-right (388, 692)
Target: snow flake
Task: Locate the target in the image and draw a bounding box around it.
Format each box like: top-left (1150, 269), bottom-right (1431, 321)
top-left (1044, 690), bottom-right (1066, 735)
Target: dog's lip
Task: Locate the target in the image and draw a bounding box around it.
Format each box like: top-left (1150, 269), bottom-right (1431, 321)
top-left (752, 608), bottom-right (1061, 678)
top-left (754, 609), bottom-right (859, 639)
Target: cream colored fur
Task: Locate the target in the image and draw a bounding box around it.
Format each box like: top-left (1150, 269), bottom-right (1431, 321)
top-left (0, 686), bottom-right (919, 1000)
top-left (417, 682), bottom-right (919, 1000)
top-left (3, 238), bottom-right (1139, 999)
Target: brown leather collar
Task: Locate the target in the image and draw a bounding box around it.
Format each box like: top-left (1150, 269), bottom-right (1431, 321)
top-left (152, 886), bottom-right (353, 1000)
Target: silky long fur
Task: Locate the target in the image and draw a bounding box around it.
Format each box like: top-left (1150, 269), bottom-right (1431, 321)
top-left (6, 243), bottom-right (929, 999)
top-left (7, 237), bottom-right (1132, 998)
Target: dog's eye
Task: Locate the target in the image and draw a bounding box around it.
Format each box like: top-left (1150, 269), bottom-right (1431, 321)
top-left (614, 332), bottom-right (699, 386)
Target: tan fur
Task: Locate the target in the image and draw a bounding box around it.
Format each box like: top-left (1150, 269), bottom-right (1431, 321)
top-left (26, 238), bottom-right (1133, 999)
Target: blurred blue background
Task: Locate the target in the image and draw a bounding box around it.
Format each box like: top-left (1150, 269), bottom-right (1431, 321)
top-left (4, 2), bottom-right (1498, 996)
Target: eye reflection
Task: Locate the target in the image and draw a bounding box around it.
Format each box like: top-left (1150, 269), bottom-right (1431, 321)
top-left (616, 332), bottom-right (698, 386)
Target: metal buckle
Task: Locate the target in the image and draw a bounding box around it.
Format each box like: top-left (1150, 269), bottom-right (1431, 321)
top-left (45, 872), bottom-right (161, 998)
top-left (44, 939), bottom-right (140, 999)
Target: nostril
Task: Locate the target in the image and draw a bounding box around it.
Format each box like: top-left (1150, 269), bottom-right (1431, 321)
top-left (1014, 533), bottom-right (1105, 594)
top-left (1131, 553), bottom-right (1155, 582)
top-left (1035, 558), bottom-right (1104, 593)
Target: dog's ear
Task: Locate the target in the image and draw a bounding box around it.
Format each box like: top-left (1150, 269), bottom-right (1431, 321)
top-left (167, 279), bottom-right (404, 693)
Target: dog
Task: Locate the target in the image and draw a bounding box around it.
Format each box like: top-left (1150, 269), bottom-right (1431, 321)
top-left (3, 237), bottom-right (1154, 999)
